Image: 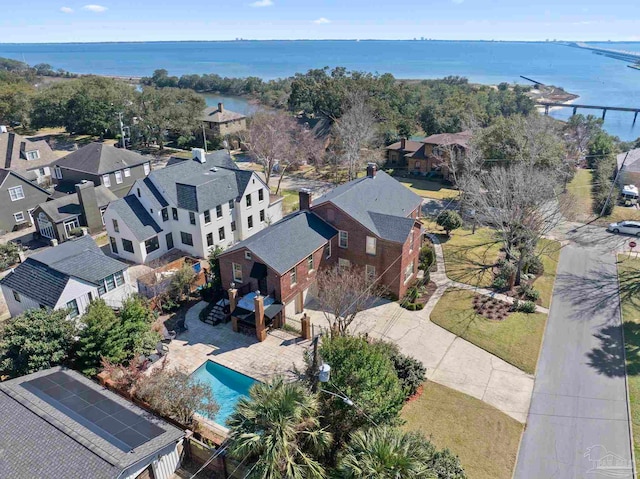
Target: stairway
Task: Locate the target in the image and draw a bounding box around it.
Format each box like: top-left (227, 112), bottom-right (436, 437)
top-left (203, 303), bottom-right (227, 325)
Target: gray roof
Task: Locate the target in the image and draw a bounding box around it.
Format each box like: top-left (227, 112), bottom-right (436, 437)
top-left (137, 177), bottom-right (169, 210)
top-left (313, 170), bottom-right (421, 243)
top-left (31, 235), bottom-right (128, 285)
top-left (108, 195), bottom-right (162, 241)
top-left (0, 258), bottom-right (70, 307)
top-left (167, 150), bottom-right (239, 170)
top-left (224, 211), bottom-right (337, 274)
top-left (0, 367), bottom-right (184, 479)
top-left (150, 151), bottom-right (253, 213)
top-left (201, 105), bottom-right (246, 123)
top-left (38, 185), bottom-right (117, 223)
top-left (618, 148), bottom-right (640, 173)
top-left (0, 168), bottom-right (51, 195)
top-left (0, 131), bottom-right (58, 172)
top-left (54, 143), bottom-right (151, 175)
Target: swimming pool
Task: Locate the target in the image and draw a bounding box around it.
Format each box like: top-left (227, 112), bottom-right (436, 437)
top-left (190, 361), bottom-right (257, 425)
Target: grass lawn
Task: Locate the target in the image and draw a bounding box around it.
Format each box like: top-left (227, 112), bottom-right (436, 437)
top-left (402, 381), bottom-right (523, 479)
top-left (616, 255), bottom-right (640, 471)
top-left (398, 177), bottom-right (460, 200)
top-left (431, 289), bottom-right (547, 374)
top-left (273, 188), bottom-right (299, 213)
top-left (566, 169), bottom-right (595, 221)
top-left (532, 238), bottom-right (562, 309)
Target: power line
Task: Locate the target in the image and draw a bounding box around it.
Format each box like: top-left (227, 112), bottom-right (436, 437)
top-left (188, 445), bottom-right (227, 479)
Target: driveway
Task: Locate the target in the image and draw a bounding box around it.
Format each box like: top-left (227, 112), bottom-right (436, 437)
top-left (301, 298), bottom-right (534, 423)
top-left (514, 244), bottom-right (634, 478)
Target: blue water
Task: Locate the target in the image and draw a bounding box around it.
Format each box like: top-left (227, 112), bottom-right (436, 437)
top-left (190, 360), bottom-right (257, 425)
top-left (0, 40), bottom-right (639, 139)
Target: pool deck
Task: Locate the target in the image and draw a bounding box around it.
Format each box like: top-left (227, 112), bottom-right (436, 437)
top-left (161, 301), bottom-right (310, 382)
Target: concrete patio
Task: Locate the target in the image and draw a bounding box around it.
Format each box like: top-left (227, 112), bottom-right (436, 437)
top-left (163, 301), bottom-right (309, 382)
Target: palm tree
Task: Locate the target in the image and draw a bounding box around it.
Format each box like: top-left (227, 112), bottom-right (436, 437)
top-left (226, 376), bottom-right (332, 479)
top-left (336, 427), bottom-right (455, 479)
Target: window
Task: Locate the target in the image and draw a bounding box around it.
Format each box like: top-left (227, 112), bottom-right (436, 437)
top-left (100, 207), bottom-right (106, 225)
top-left (109, 236), bottom-right (118, 254)
top-left (204, 209), bottom-right (211, 224)
top-left (124, 167), bottom-right (131, 177)
top-left (339, 230), bottom-right (348, 248)
top-left (327, 209), bottom-right (335, 223)
top-left (114, 271), bottom-right (125, 287)
top-left (366, 265), bottom-right (376, 282)
top-left (105, 274), bottom-right (116, 291)
top-left (166, 232), bottom-right (174, 250)
top-left (38, 168), bottom-right (46, 176)
top-left (122, 238), bottom-right (134, 253)
top-left (26, 150), bottom-right (40, 160)
top-left (366, 236), bottom-right (377, 255)
top-left (258, 189), bottom-right (264, 202)
top-left (66, 299), bottom-right (79, 319)
top-left (8, 186), bottom-right (24, 201)
top-left (219, 226), bottom-right (225, 241)
top-left (338, 258), bottom-right (351, 272)
top-left (181, 231), bottom-right (193, 246)
top-left (207, 232), bottom-right (214, 247)
top-left (245, 251), bottom-right (252, 260)
top-left (404, 262), bottom-right (415, 283)
top-left (231, 221), bottom-right (236, 232)
top-left (232, 262), bottom-right (243, 282)
top-left (290, 268), bottom-right (297, 285)
top-left (97, 272), bottom-right (124, 296)
top-left (144, 236), bottom-right (160, 254)
top-left (409, 230), bottom-right (414, 252)
top-left (246, 193), bottom-right (252, 208)
top-left (415, 161), bottom-right (420, 169)
top-left (307, 254), bottom-right (314, 272)
top-left (162, 208), bottom-right (169, 222)
top-left (189, 211), bottom-right (196, 225)
top-left (64, 218), bottom-right (80, 236)
top-left (228, 199), bottom-right (234, 210)
top-left (115, 170), bottom-right (123, 184)
top-left (144, 162), bottom-right (151, 175)
top-left (54, 166), bottom-right (62, 179)
top-left (13, 211), bottom-right (25, 223)
top-left (172, 207), bottom-right (179, 221)
top-left (260, 209), bottom-right (265, 223)
top-left (324, 241), bottom-right (331, 259)
top-left (102, 174), bottom-right (111, 187)
top-left (112, 218), bottom-right (119, 233)
top-left (248, 215), bottom-right (253, 229)
top-left (216, 205), bottom-right (223, 218)
top-left (12, 290), bottom-right (21, 302)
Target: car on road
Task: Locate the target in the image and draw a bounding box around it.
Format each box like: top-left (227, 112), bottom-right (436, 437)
top-left (607, 220), bottom-right (640, 235)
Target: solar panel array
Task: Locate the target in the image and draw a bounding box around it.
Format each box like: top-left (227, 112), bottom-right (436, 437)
top-left (23, 371), bottom-right (164, 452)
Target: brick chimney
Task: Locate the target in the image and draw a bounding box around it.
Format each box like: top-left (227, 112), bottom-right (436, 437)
top-left (75, 181), bottom-right (102, 233)
top-left (366, 163), bottom-right (377, 178)
top-left (218, 102), bottom-right (224, 113)
top-left (299, 189), bottom-right (312, 211)
top-left (400, 138), bottom-right (406, 150)
top-left (254, 291), bottom-right (267, 342)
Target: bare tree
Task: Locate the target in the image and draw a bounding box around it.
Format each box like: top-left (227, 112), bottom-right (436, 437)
top-left (273, 123), bottom-right (324, 195)
top-left (315, 266), bottom-right (383, 336)
top-left (460, 162), bottom-right (567, 286)
top-left (332, 94), bottom-right (378, 181)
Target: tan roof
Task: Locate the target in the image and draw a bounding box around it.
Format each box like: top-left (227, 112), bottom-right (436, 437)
top-left (202, 105), bottom-right (246, 124)
top-left (422, 130), bottom-right (472, 149)
top-left (386, 140), bottom-right (422, 152)
top-left (0, 132), bottom-right (58, 172)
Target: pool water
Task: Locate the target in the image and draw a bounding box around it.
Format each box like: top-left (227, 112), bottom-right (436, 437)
top-left (190, 361), bottom-right (257, 425)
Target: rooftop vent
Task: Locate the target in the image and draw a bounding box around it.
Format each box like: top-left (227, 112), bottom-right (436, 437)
top-left (192, 148), bottom-right (206, 164)
top-left (210, 167), bottom-right (219, 172)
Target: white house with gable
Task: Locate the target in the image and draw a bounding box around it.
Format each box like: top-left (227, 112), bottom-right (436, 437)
top-left (103, 149), bottom-right (283, 264)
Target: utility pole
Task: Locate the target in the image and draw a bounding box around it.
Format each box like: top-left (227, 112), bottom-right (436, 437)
top-left (310, 334), bottom-right (320, 393)
top-left (600, 151), bottom-right (629, 217)
top-left (117, 112), bottom-right (127, 149)
top-left (201, 123), bottom-right (208, 153)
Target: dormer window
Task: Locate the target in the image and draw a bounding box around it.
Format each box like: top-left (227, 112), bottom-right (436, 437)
top-left (26, 150), bottom-right (40, 161)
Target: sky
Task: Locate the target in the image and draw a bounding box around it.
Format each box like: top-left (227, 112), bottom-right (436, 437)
top-left (2, 0), bottom-right (639, 43)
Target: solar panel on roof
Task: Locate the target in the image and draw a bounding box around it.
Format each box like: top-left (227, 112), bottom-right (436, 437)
top-left (23, 371), bottom-right (164, 452)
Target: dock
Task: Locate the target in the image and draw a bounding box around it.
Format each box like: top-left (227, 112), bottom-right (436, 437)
top-left (537, 101), bottom-right (640, 122)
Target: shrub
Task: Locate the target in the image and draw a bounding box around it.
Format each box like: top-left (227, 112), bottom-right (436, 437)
top-left (375, 341), bottom-right (426, 399)
top-left (0, 242), bottom-right (21, 270)
top-left (518, 301), bottom-right (537, 313)
top-left (419, 244), bottom-right (435, 271)
top-left (512, 298), bottom-right (520, 312)
top-left (405, 302), bottom-right (425, 311)
top-left (524, 255), bottom-right (544, 275)
top-left (405, 286), bottom-right (420, 302)
top-left (492, 277), bottom-right (508, 291)
top-left (436, 210), bottom-right (462, 236)
top-left (517, 284), bottom-right (540, 301)
top-left (68, 227), bottom-right (84, 238)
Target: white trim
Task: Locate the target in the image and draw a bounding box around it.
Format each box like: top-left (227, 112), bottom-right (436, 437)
top-left (115, 170), bottom-right (123, 184)
top-left (123, 167), bottom-right (131, 177)
top-left (102, 174), bottom-right (111, 187)
top-left (13, 211), bottom-right (25, 223)
top-left (8, 185), bottom-right (24, 201)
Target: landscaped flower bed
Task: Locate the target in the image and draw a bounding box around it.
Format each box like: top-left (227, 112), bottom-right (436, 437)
top-left (472, 295), bottom-right (511, 321)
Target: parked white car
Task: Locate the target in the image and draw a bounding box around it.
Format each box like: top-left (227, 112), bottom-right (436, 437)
top-left (607, 220), bottom-right (640, 236)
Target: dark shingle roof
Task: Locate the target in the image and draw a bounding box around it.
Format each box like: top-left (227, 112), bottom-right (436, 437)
top-left (224, 211), bottom-right (337, 274)
top-left (108, 195), bottom-right (162, 241)
top-left (0, 168), bottom-right (51, 195)
top-left (0, 367), bottom-right (184, 479)
top-left (38, 185), bottom-right (117, 223)
top-left (618, 148), bottom-right (640, 173)
top-left (313, 171), bottom-right (421, 243)
top-left (150, 152), bottom-right (253, 213)
top-left (0, 132), bottom-right (58, 171)
top-left (0, 258), bottom-right (70, 308)
top-left (140, 177), bottom-right (169, 209)
top-left (54, 143), bottom-right (151, 175)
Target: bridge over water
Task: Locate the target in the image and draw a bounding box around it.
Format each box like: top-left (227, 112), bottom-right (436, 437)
top-left (537, 101), bottom-right (640, 123)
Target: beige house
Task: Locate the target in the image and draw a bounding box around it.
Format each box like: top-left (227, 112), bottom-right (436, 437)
top-left (202, 103), bottom-right (247, 137)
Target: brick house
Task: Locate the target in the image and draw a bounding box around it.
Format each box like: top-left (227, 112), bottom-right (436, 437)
top-left (386, 131), bottom-right (472, 180)
top-left (218, 164), bottom-right (422, 340)
top-left (202, 103), bottom-right (247, 138)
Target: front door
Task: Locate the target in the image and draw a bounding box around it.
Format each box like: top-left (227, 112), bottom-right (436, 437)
top-left (166, 232), bottom-right (174, 250)
top-left (295, 291), bottom-right (303, 314)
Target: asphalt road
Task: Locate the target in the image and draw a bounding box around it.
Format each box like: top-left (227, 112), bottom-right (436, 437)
top-left (514, 244), bottom-right (634, 478)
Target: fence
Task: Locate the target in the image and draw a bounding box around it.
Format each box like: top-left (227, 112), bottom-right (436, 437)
top-left (183, 436), bottom-right (250, 478)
